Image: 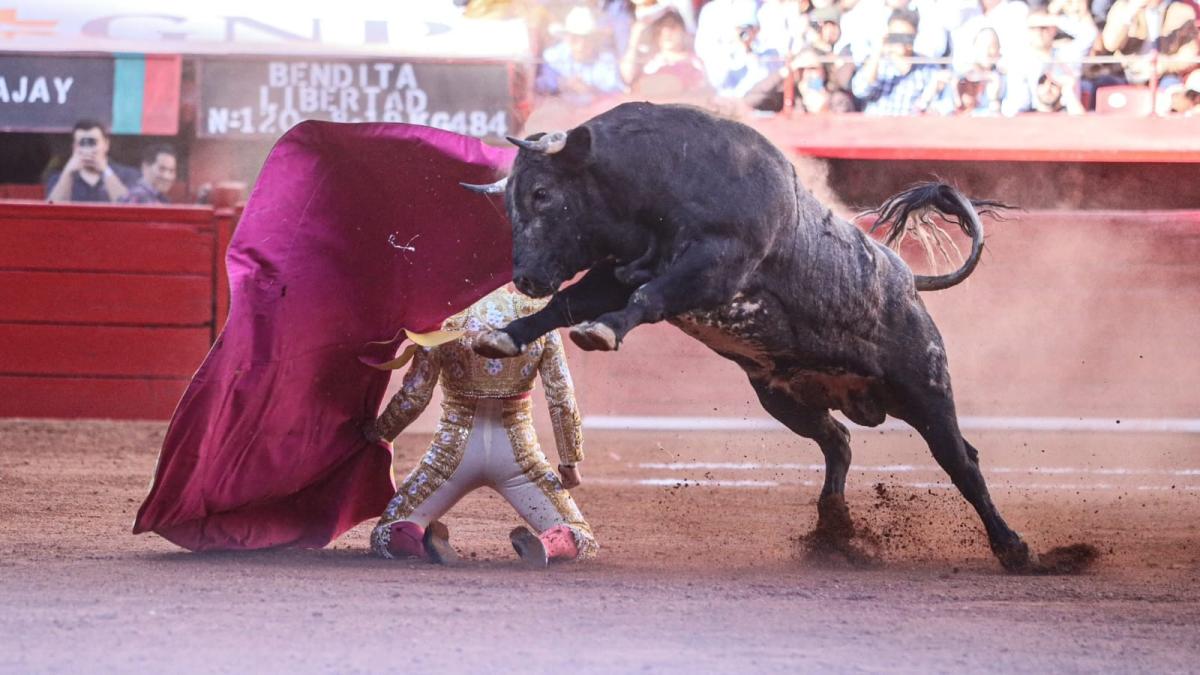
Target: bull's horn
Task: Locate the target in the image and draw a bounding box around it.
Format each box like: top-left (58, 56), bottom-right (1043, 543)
top-left (506, 131), bottom-right (568, 154)
top-left (459, 177), bottom-right (508, 195)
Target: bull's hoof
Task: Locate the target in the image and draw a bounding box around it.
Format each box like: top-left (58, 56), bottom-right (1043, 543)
top-left (472, 330), bottom-right (521, 358)
top-left (801, 495), bottom-right (880, 568)
top-left (993, 538), bottom-right (1038, 574)
top-left (998, 542), bottom-right (1099, 575)
top-left (816, 494), bottom-right (855, 540)
top-left (569, 322), bottom-right (619, 352)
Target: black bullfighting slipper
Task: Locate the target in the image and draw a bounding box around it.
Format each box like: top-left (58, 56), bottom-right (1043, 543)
top-left (509, 526), bottom-right (549, 568)
top-left (423, 520), bottom-right (459, 566)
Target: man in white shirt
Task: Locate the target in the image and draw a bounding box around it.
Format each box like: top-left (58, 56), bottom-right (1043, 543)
top-left (695, 0), bottom-right (780, 97)
top-left (951, 0), bottom-right (1032, 75)
top-left (839, 0), bottom-right (967, 63)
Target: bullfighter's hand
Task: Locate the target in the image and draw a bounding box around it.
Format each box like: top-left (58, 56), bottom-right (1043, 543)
top-left (362, 420), bottom-right (387, 445)
top-left (559, 464), bottom-right (582, 489)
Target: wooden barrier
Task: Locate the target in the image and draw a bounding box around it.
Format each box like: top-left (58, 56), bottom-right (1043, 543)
top-left (2, 204), bottom-right (1196, 422)
top-left (0, 201), bottom-right (236, 419)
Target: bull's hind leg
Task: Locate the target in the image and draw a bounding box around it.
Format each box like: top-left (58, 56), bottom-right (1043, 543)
top-left (751, 382), bottom-right (855, 543)
top-left (896, 394), bottom-right (1034, 572)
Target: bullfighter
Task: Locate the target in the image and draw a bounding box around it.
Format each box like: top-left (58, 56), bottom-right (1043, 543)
top-left (365, 286), bottom-right (597, 567)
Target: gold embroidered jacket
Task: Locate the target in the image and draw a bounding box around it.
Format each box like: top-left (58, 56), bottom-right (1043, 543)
top-left (375, 288), bottom-right (584, 465)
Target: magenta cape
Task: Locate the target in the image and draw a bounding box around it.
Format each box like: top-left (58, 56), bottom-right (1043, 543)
top-left (133, 121), bottom-right (514, 551)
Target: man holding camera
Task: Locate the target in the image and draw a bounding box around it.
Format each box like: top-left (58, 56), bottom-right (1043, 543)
top-left (44, 119), bottom-right (138, 203)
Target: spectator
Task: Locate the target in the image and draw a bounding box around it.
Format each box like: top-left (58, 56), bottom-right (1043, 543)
top-left (1090, 0), bottom-right (1117, 26)
top-left (599, 0), bottom-right (637, 58)
top-left (535, 6), bottom-right (626, 103)
top-left (953, 0), bottom-right (1033, 76)
top-left (695, 1), bottom-right (780, 98)
top-left (925, 27), bottom-right (1010, 114)
top-left (1163, 67), bottom-right (1200, 113)
top-left (839, 0), bottom-right (960, 64)
top-left (44, 120), bottom-right (138, 203)
top-left (851, 10), bottom-right (949, 114)
top-left (1031, 68), bottom-right (1088, 110)
top-left (633, 11), bottom-right (711, 96)
top-left (757, 0), bottom-right (814, 56)
top-left (695, 0), bottom-right (745, 81)
top-left (120, 145), bottom-right (177, 205)
top-left (627, 0), bottom-right (699, 34)
top-left (1098, 0), bottom-right (1199, 88)
top-left (808, 4), bottom-right (858, 94)
top-left (1011, 7), bottom-right (1097, 113)
top-left (746, 47), bottom-right (856, 111)
top-left (744, 5), bottom-right (858, 113)
top-left (922, 70), bottom-right (985, 113)
top-left (966, 27), bottom-right (1011, 112)
top-left (621, 3), bottom-right (687, 86)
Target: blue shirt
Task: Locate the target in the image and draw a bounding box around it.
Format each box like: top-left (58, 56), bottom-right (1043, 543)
top-left (853, 62), bottom-right (947, 116)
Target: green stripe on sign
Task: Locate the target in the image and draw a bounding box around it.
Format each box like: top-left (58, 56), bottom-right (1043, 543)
top-left (112, 54), bottom-right (146, 134)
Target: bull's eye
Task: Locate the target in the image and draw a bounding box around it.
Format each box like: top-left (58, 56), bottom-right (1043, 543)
top-left (532, 187), bottom-right (549, 203)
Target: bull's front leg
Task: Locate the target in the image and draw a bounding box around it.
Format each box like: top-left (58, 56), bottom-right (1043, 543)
top-left (571, 237), bottom-right (749, 351)
top-left (474, 261), bottom-right (637, 358)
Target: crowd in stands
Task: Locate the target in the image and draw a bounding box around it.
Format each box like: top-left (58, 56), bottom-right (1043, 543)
top-left (522, 0), bottom-right (1200, 115)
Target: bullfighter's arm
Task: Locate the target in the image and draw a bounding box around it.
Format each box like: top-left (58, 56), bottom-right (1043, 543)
top-left (538, 330), bottom-right (584, 466)
top-left (371, 347), bottom-right (441, 442)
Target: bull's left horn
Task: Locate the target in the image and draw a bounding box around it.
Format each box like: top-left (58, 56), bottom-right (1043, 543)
top-left (506, 131), bottom-right (567, 154)
top-left (459, 177), bottom-right (508, 195)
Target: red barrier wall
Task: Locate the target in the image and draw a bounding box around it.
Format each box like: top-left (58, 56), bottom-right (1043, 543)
top-left (0, 202), bottom-right (235, 419)
top-left (1, 204), bottom-right (1195, 422)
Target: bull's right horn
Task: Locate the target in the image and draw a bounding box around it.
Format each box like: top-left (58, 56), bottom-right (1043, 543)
top-left (506, 131), bottom-right (567, 154)
top-left (459, 177), bottom-right (508, 195)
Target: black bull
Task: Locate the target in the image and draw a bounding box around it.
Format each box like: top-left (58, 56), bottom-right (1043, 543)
top-left (463, 102), bottom-right (1038, 572)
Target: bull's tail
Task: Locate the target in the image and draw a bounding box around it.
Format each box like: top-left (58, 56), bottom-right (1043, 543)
top-left (864, 182), bottom-right (1012, 292)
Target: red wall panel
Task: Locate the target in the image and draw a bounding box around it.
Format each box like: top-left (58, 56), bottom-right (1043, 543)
top-left (0, 219), bottom-right (214, 274)
top-left (0, 271), bottom-right (212, 325)
top-left (0, 202), bottom-right (233, 419)
top-left (0, 375), bottom-right (189, 420)
top-left (0, 325), bottom-right (210, 378)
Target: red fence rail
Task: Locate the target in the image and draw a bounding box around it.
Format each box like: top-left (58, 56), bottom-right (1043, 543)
top-left (0, 202), bottom-right (236, 419)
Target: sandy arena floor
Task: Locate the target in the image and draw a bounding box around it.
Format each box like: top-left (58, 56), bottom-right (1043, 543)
top-left (1, 419), bottom-right (1198, 673)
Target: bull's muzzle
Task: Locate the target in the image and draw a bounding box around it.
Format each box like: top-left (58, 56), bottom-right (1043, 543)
top-left (513, 274), bottom-right (556, 299)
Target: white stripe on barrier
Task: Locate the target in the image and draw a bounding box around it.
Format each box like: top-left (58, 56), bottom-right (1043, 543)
top-left (587, 477), bottom-right (1200, 492)
top-left (635, 462), bottom-right (1200, 477)
top-left (584, 415), bottom-right (1200, 434)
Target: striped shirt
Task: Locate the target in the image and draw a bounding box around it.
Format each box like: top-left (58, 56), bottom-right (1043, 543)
top-left (852, 62), bottom-right (946, 116)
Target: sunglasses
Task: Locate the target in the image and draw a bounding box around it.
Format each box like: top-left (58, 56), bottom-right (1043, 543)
top-left (76, 137), bottom-right (99, 148)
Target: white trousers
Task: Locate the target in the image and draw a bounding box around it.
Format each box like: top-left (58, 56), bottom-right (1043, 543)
top-left (372, 398), bottom-right (595, 558)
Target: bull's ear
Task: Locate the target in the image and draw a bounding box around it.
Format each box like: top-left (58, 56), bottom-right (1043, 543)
top-left (558, 126), bottom-right (592, 166)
